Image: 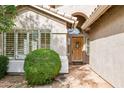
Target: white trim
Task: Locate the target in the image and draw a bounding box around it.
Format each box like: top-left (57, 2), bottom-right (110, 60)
top-left (1, 32), bottom-right (3, 55)
top-left (3, 33), bottom-right (6, 56)
top-left (7, 55), bottom-right (69, 73)
top-left (4, 29), bottom-right (51, 59)
top-left (27, 32), bottom-right (30, 54)
top-left (38, 30), bottom-right (41, 49)
top-left (81, 5), bottom-right (112, 30)
top-left (16, 5), bottom-right (76, 24)
top-left (45, 31), bottom-right (46, 48)
top-left (50, 33), bottom-right (52, 49)
top-left (15, 31), bottom-right (18, 59)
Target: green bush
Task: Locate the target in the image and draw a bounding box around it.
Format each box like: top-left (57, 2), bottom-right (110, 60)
top-left (0, 55), bottom-right (9, 79)
top-left (24, 49), bottom-right (61, 85)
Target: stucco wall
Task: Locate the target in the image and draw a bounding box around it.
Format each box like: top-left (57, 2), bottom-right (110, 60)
top-left (89, 6), bottom-right (124, 87)
top-left (7, 10), bottom-right (68, 73)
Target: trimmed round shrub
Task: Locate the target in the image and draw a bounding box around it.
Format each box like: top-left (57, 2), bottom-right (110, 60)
top-left (24, 49), bottom-right (61, 85)
top-left (0, 55), bottom-right (9, 79)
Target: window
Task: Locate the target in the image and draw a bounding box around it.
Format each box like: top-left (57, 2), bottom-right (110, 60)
top-left (4, 29), bottom-right (51, 59)
top-left (40, 29), bottom-right (50, 48)
top-left (30, 31), bottom-right (38, 51)
top-left (41, 33), bottom-right (45, 48)
top-left (41, 33), bottom-right (50, 48)
top-left (4, 33), bottom-right (14, 58)
top-left (17, 32), bottom-right (27, 59)
top-left (46, 33), bottom-right (50, 48)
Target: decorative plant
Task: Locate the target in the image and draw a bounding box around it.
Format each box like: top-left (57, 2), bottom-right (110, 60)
top-left (0, 55), bottom-right (9, 79)
top-left (24, 49), bottom-right (61, 85)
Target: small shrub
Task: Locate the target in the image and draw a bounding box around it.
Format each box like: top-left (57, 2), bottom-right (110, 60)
top-left (0, 55), bottom-right (9, 79)
top-left (24, 49), bottom-right (61, 85)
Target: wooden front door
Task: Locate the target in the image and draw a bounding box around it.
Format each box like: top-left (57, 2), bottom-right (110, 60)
top-left (71, 36), bottom-right (83, 62)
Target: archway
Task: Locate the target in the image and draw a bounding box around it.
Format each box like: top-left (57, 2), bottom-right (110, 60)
top-left (72, 12), bottom-right (88, 30)
top-left (67, 12), bottom-right (88, 64)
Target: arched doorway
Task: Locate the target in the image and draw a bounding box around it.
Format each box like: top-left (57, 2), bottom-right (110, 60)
top-left (72, 12), bottom-right (88, 29)
top-left (67, 12), bottom-right (88, 64)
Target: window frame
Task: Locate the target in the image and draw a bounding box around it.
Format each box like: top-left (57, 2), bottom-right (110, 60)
top-left (3, 29), bottom-right (51, 60)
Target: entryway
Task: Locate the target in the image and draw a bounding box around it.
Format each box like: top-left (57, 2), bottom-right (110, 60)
top-left (71, 35), bottom-right (83, 62)
top-left (67, 28), bottom-right (85, 64)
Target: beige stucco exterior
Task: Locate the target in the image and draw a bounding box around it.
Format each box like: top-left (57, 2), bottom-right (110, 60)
top-left (89, 6), bottom-right (124, 87)
top-left (0, 5), bottom-right (96, 74)
top-left (1, 8), bottom-right (69, 73)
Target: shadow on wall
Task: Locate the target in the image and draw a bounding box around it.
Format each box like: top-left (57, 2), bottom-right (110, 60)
top-left (15, 11), bottom-right (52, 30)
top-left (52, 35), bottom-right (66, 56)
top-left (89, 6), bottom-right (124, 41)
top-left (82, 51), bottom-right (89, 64)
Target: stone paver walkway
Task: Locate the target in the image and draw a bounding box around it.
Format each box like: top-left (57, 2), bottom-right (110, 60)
top-left (0, 64), bottom-right (112, 88)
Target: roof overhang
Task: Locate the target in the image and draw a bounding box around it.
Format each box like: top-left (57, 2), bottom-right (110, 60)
top-left (16, 5), bottom-right (77, 24)
top-left (81, 5), bottom-right (112, 31)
